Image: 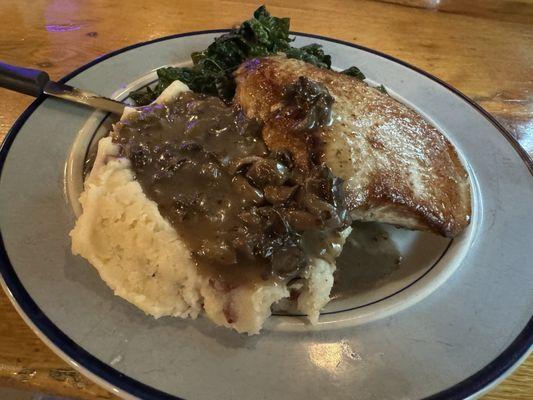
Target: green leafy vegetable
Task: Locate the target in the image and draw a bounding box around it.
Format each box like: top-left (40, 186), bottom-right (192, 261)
top-left (340, 66), bottom-right (365, 81)
top-left (377, 84), bottom-right (387, 94)
top-left (130, 6), bottom-right (365, 105)
top-left (284, 44), bottom-right (331, 69)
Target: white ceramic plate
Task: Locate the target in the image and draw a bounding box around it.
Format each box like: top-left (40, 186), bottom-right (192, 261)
top-left (0, 31), bottom-right (531, 400)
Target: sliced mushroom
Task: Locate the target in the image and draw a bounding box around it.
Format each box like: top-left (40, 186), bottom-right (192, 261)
top-left (238, 207), bottom-right (263, 227)
top-left (264, 185), bottom-right (299, 205)
top-left (245, 158), bottom-right (288, 188)
top-left (257, 207), bottom-right (290, 236)
top-left (233, 175), bottom-right (265, 206)
top-left (302, 193), bottom-right (345, 229)
top-left (230, 155), bottom-right (264, 175)
top-left (271, 244), bottom-right (306, 278)
top-left (283, 209), bottom-right (321, 232)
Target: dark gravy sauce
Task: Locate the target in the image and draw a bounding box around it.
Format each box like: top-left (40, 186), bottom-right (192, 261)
top-left (113, 78), bottom-right (350, 287)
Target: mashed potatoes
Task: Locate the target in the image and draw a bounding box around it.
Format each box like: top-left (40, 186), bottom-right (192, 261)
top-left (70, 82), bottom-right (350, 334)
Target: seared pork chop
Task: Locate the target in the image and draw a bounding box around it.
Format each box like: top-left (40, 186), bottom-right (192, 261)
top-left (234, 56), bottom-right (471, 237)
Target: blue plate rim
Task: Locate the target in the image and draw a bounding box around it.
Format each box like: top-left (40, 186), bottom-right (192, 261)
top-left (0, 29), bottom-right (531, 400)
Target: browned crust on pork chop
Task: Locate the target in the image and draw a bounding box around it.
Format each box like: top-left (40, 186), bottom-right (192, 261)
top-left (234, 56), bottom-right (471, 237)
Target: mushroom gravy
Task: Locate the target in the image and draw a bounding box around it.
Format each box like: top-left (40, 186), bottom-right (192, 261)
top-left (113, 78), bottom-right (350, 287)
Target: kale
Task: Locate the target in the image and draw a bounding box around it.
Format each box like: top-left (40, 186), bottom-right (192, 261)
top-left (130, 85), bottom-right (159, 105)
top-left (130, 6), bottom-right (365, 105)
top-left (284, 44), bottom-right (331, 69)
top-left (340, 66), bottom-right (365, 81)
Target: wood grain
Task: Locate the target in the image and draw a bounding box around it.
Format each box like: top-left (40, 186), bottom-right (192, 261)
top-left (0, 0), bottom-right (531, 398)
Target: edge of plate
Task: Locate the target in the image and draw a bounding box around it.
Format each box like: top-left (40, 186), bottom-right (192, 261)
top-left (0, 29), bottom-right (531, 400)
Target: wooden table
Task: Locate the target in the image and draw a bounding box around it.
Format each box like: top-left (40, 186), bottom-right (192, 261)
top-left (0, 0), bottom-right (531, 398)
